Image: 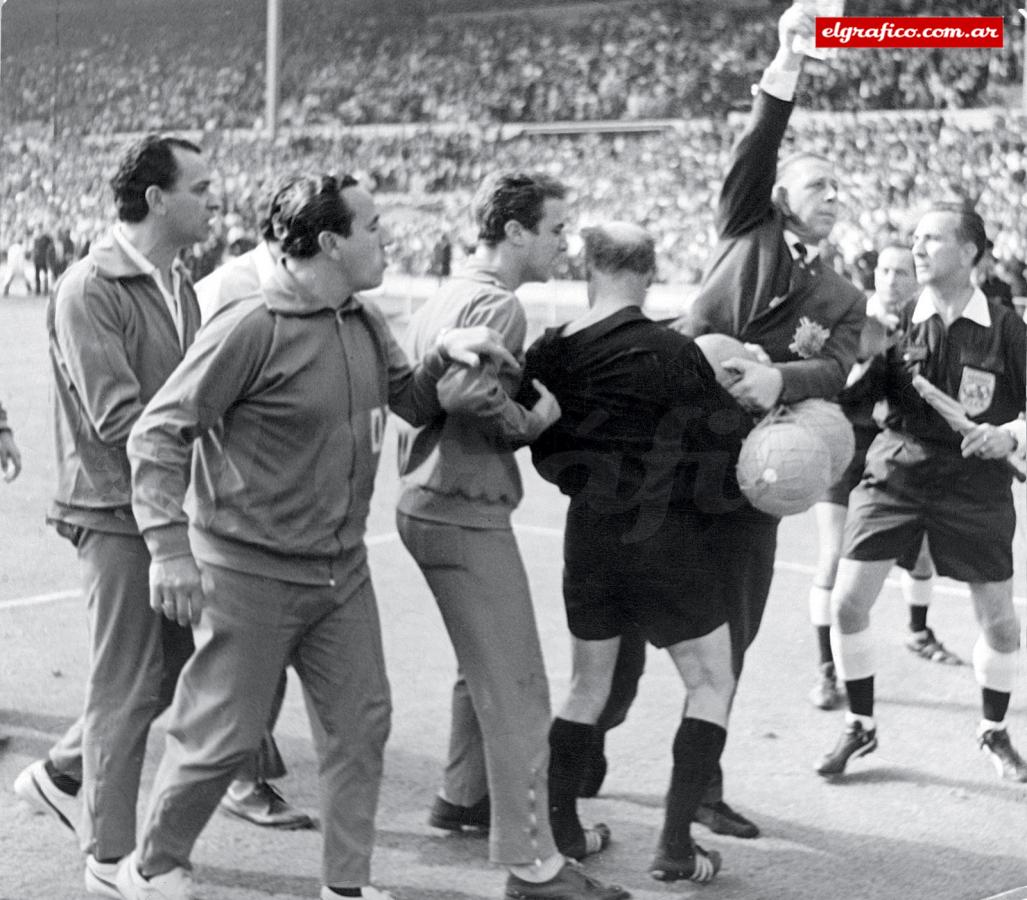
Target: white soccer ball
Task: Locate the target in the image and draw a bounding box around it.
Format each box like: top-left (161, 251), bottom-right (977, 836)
top-left (737, 418), bottom-right (833, 517)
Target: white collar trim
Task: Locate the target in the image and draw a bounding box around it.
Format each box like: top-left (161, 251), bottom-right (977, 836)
top-left (911, 286), bottom-right (991, 327)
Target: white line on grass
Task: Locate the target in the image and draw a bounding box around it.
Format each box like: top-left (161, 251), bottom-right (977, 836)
top-left (0, 588), bottom-right (79, 610)
top-left (2, 525), bottom-right (1021, 611)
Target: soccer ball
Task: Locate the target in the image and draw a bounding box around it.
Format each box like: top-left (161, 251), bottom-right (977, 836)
top-left (737, 415), bottom-right (833, 517)
top-left (694, 333), bottom-right (759, 388)
top-left (786, 399), bottom-right (855, 484)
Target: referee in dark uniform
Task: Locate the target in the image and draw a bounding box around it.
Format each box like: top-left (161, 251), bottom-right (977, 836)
top-left (520, 222), bottom-right (750, 884)
top-left (818, 202), bottom-right (1027, 781)
top-left (584, 3), bottom-right (866, 838)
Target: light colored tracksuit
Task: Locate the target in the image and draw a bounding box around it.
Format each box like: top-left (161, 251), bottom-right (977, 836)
top-left (46, 230), bottom-right (201, 860)
top-left (396, 260), bottom-right (557, 866)
top-left (129, 262), bottom-right (447, 887)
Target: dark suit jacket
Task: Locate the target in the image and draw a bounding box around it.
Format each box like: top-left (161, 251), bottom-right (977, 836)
top-left (673, 90), bottom-right (865, 404)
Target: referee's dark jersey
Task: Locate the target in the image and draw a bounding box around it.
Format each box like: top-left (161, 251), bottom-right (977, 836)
top-left (881, 292), bottom-right (1026, 492)
top-left (519, 306), bottom-right (749, 517)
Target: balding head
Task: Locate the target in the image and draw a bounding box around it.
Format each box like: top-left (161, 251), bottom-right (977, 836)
top-left (581, 222), bottom-right (656, 309)
top-left (582, 222), bottom-right (656, 277)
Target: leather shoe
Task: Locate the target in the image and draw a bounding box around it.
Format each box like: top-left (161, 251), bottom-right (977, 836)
top-left (219, 780), bottom-right (314, 830)
top-left (505, 861), bottom-right (629, 899)
top-left (694, 799), bottom-right (759, 838)
top-left (428, 794), bottom-right (490, 832)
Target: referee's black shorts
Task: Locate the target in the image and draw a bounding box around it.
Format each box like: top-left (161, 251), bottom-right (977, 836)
top-left (562, 501), bottom-right (727, 648)
top-left (821, 423), bottom-right (877, 507)
top-left (842, 430), bottom-right (1015, 583)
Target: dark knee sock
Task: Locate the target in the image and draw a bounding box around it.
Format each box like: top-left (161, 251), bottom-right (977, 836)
top-left (659, 718), bottom-right (727, 859)
top-left (548, 717), bottom-right (594, 849)
top-left (845, 676), bottom-right (875, 718)
top-left (908, 603), bottom-right (928, 633)
top-left (816, 625), bottom-right (834, 665)
top-left (982, 688), bottom-right (1010, 724)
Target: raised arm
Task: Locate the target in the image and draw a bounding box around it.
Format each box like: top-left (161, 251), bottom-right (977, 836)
top-left (716, 4), bottom-right (813, 239)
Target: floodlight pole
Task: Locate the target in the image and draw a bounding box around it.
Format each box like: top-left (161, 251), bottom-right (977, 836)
top-left (0, 0), bottom-right (7, 146)
top-left (52, 0), bottom-right (60, 144)
top-left (266, 0), bottom-right (281, 139)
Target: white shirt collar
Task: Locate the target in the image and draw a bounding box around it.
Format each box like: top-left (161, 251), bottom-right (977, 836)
top-left (255, 241), bottom-right (280, 284)
top-left (111, 223), bottom-right (157, 276)
top-left (865, 292), bottom-right (888, 320)
top-left (111, 224), bottom-right (186, 347)
top-left (783, 229), bottom-right (820, 263)
top-left (111, 223), bottom-right (186, 288)
top-left (911, 286), bottom-right (991, 328)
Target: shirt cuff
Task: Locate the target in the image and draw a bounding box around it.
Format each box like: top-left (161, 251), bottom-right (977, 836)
top-left (142, 523), bottom-right (193, 563)
top-left (759, 64), bottom-right (800, 103)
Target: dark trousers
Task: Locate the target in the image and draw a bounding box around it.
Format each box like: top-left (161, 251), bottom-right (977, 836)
top-left (597, 504), bottom-right (779, 802)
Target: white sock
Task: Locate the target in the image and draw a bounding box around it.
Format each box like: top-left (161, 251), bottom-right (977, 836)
top-left (845, 711), bottom-right (876, 730)
top-left (831, 627), bottom-right (875, 682)
top-left (809, 585), bottom-right (832, 627)
top-left (972, 637), bottom-right (1017, 693)
top-left (901, 571), bottom-right (932, 607)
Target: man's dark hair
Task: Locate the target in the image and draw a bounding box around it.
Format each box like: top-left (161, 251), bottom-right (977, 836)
top-left (259, 173), bottom-right (304, 242)
top-left (109, 134), bottom-right (203, 223)
top-left (276, 173), bottom-right (360, 259)
top-left (582, 226), bottom-right (655, 276)
top-left (473, 172), bottom-right (566, 246)
top-left (925, 200), bottom-right (988, 265)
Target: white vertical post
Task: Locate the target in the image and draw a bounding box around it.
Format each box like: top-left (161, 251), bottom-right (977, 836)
top-left (266, 0), bottom-right (281, 139)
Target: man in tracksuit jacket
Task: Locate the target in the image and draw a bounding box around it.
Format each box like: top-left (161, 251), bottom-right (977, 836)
top-left (12, 135), bottom-right (219, 898)
top-left (119, 174), bottom-right (518, 900)
top-left (396, 172), bottom-right (628, 900)
top-left (194, 174), bottom-right (312, 832)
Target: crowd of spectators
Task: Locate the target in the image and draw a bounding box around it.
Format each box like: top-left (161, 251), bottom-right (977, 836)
top-left (2, 0), bottom-right (1022, 135)
top-left (4, 108), bottom-right (1027, 292)
top-left (3, 0), bottom-right (1025, 290)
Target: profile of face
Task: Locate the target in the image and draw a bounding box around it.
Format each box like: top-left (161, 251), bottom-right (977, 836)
top-left (522, 198), bottom-right (568, 284)
top-left (874, 246), bottom-right (917, 312)
top-left (333, 185), bottom-right (390, 292)
top-left (912, 210), bottom-right (976, 288)
top-left (776, 157), bottom-right (839, 243)
top-left (158, 148), bottom-right (219, 247)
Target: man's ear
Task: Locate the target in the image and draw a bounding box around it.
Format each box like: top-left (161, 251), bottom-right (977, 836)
top-left (504, 219), bottom-right (526, 246)
top-left (962, 242), bottom-right (980, 270)
top-left (317, 230), bottom-right (338, 256)
top-left (144, 185), bottom-right (165, 217)
top-left (773, 183), bottom-right (791, 218)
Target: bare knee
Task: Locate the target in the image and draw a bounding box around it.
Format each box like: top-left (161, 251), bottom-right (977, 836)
top-left (979, 619), bottom-right (1020, 654)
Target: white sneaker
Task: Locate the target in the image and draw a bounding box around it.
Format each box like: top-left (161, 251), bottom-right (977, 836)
top-left (115, 852), bottom-right (193, 900)
top-left (13, 759), bottom-right (80, 833)
top-left (320, 887), bottom-right (396, 900)
top-left (84, 855), bottom-right (121, 898)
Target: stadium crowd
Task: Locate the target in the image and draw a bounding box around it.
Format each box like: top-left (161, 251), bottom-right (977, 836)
top-left (3, 0), bottom-right (1026, 289)
top-left (5, 111), bottom-right (1027, 291)
top-left (1, 0), bottom-right (1022, 136)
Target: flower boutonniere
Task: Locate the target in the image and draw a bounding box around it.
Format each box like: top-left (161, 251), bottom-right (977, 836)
top-left (788, 316), bottom-right (831, 359)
